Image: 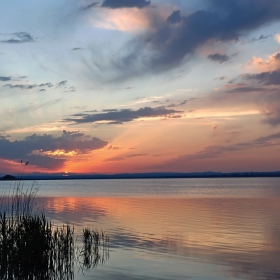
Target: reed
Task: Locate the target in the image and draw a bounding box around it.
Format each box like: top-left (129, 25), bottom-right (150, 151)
top-left (78, 228), bottom-right (110, 272)
top-left (0, 170), bottom-right (109, 279)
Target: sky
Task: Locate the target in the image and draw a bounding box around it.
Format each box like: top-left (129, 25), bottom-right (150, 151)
top-left (1, 0), bottom-right (280, 174)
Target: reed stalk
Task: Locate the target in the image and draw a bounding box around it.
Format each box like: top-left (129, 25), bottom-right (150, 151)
top-left (0, 167), bottom-right (109, 279)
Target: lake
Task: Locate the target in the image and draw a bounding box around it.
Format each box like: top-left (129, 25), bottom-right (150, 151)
top-left (0, 178), bottom-right (280, 279)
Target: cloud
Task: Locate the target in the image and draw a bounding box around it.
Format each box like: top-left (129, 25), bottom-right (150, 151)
top-left (160, 132), bottom-right (280, 166)
top-left (110, 0), bottom-right (280, 78)
top-left (275, 33), bottom-right (280, 44)
top-left (88, 3), bottom-right (165, 33)
top-left (245, 70), bottom-right (280, 85)
top-left (80, 2), bottom-right (99, 10)
top-left (246, 52), bottom-right (280, 71)
top-left (209, 73), bottom-right (280, 125)
top-left (208, 53), bottom-right (230, 64)
top-left (103, 153), bottom-right (147, 162)
top-left (72, 47), bottom-right (82, 50)
top-left (4, 84), bottom-right (37, 90)
top-left (166, 10), bottom-right (184, 24)
top-left (1, 32), bottom-right (35, 44)
top-left (64, 86), bottom-right (76, 92)
top-left (107, 145), bottom-right (122, 150)
top-left (57, 80), bottom-right (67, 87)
top-left (260, 101), bottom-right (280, 126)
top-left (39, 83), bottom-right (53, 88)
top-left (0, 76), bottom-right (11, 82)
top-left (0, 130), bottom-right (108, 169)
top-left (0, 133), bottom-right (10, 140)
top-left (249, 34), bottom-right (271, 42)
top-left (3, 81), bottom-right (54, 90)
top-left (226, 87), bottom-right (267, 93)
top-left (101, 0), bottom-right (151, 9)
top-left (64, 106), bottom-right (183, 124)
top-left (215, 76), bottom-right (228, 80)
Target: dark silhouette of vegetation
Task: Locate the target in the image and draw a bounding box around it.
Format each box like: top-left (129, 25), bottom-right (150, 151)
top-left (0, 162), bottom-right (109, 279)
top-left (78, 228), bottom-right (109, 273)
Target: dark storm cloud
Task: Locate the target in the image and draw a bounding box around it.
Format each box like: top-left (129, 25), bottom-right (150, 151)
top-left (245, 70), bottom-right (280, 85)
top-left (101, 0), bottom-right (150, 9)
top-left (113, 0), bottom-right (280, 77)
top-left (64, 107), bottom-right (183, 124)
top-left (1, 32), bottom-right (35, 43)
top-left (0, 130), bottom-right (108, 169)
top-left (166, 10), bottom-right (184, 24)
top-left (0, 76), bottom-right (11, 82)
top-left (208, 53), bottom-right (230, 64)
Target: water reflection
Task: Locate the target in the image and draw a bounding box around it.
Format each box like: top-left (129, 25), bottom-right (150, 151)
top-left (38, 197), bottom-right (280, 279)
top-left (0, 196), bottom-right (109, 280)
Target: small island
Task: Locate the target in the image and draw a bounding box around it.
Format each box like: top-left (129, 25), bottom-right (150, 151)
top-left (0, 175), bottom-right (16, 181)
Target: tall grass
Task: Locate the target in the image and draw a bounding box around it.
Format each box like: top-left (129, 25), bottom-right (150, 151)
top-left (0, 169), bottom-right (109, 279)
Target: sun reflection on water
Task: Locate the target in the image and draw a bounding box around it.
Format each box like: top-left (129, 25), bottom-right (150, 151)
top-left (35, 196), bottom-right (280, 280)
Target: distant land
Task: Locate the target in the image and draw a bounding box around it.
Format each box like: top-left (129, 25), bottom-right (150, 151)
top-left (1, 172), bottom-right (280, 181)
top-left (0, 175), bottom-right (16, 181)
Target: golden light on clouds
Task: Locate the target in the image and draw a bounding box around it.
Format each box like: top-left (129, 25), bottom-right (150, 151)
top-left (32, 149), bottom-right (79, 157)
top-left (90, 8), bottom-right (151, 32)
top-left (90, 7), bottom-right (170, 33)
top-left (275, 33), bottom-right (280, 44)
top-left (246, 51), bottom-right (280, 71)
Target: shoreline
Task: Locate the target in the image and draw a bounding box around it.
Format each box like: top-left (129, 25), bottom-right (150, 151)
top-left (1, 172), bottom-right (280, 181)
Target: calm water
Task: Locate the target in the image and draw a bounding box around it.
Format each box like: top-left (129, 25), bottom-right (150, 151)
top-left (1, 178), bottom-right (280, 279)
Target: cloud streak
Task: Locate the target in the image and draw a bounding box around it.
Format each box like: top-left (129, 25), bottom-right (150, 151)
top-left (4, 84), bottom-right (37, 90)
top-left (208, 53), bottom-right (230, 64)
top-left (0, 76), bottom-right (11, 82)
top-left (64, 107), bottom-right (183, 124)
top-left (103, 153), bottom-right (147, 162)
top-left (159, 132), bottom-right (280, 168)
top-left (245, 70), bottom-right (280, 85)
top-left (80, 2), bottom-right (99, 10)
top-left (101, 0), bottom-right (151, 9)
top-left (1, 32), bottom-right (35, 44)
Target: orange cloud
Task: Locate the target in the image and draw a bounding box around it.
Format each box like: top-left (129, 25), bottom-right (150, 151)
top-left (246, 51), bottom-right (280, 71)
top-left (89, 7), bottom-right (170, 33)
top-left (275, 33), bottom-right (280, 44)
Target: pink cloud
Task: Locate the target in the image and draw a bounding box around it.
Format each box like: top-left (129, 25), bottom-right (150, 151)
top-left (246, 52), bottom-right (280, 71)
